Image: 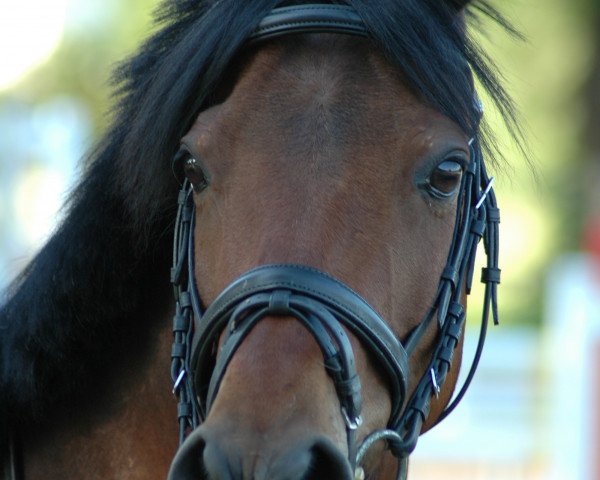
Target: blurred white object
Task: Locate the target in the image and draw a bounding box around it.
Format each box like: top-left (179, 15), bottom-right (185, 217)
top-left (544, 253), bottom-right (600, 480)
top-left (0, 97), bottom-right (89, 291)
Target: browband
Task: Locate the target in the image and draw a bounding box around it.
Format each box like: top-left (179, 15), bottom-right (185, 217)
top-left (249, 4), bottom-right (368, 43)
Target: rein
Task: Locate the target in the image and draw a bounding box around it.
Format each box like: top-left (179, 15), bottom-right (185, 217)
top-left (169, 5), bottom-right (500, 480)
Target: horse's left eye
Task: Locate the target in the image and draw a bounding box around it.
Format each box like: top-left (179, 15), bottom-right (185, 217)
top-left (428, 159), bottom-right (464, 197)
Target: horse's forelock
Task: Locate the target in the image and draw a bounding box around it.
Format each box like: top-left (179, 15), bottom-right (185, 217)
top-left (108, 0), bottom-right (521, 236)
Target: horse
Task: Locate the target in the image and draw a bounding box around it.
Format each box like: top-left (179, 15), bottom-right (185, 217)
top-left (0, 1), bottom-right (519, 478)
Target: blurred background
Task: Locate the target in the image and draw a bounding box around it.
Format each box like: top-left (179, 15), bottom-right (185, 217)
top-left (0, 0), bottom-right (598, 478)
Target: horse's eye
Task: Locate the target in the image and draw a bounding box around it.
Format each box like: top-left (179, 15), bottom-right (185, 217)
top-left (182, 154), bottom-right (210, 192)
top-left (428, 159), bottom-right (464, 197)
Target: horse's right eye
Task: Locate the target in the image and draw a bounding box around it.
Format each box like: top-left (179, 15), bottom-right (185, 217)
top-left (176, 147), bottom-right (210, 192)
top-left (183, 156), bottom-right (209, 192)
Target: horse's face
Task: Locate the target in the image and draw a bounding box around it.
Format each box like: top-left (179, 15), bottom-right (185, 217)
top-left (177, 35), bottom-right (468, 478)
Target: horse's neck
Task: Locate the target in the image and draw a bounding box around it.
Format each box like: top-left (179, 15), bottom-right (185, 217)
top-left (21, 315), bottom-right (177, 480)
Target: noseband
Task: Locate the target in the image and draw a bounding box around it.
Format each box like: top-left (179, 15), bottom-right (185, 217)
top-left (169, 5), bottom-right (500, 479)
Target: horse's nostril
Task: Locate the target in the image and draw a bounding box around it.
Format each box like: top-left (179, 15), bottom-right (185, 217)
top-left (202, 440), bottom-right (239, 480)
top-left (168, 428), bottom-right (244, 480)
top-left (169, 429), bottom-right (353, 480)
top-left (168, 432), bottom-right (207, 480)
top-left (303, 438), bottom-right (354, 480)
top-left (270, 436), bottom-right (354, 480)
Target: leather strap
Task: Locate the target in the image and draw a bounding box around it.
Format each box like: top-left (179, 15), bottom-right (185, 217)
top-left (205, 291), bottom-right (362, 422)
top-left (249, 4), bottom-right (368, 43)
top-left (191, 264), bottom-right (409, 425)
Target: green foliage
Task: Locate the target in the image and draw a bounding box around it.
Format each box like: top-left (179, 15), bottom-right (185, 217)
top-left (467, 0), bottom-right (598, 326)
top-left (6, 0), bottom-right (160, 135)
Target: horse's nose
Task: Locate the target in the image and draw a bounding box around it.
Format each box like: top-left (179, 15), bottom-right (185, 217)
top-left (168, 427), bottom-right (354, 480)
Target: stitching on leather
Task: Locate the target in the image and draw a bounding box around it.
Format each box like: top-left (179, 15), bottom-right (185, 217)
top-left (242, 263), bottom-right (374, 307)
top-left (193, 265), bottom-right (408, 417)
top-left (206, 274), bottom-right (379, 333)
top-left (271, 5), bottom-right (356, 13)
top-left (254, 20), bottom-right (365, 36)
top-left (253, 5), bottom-right (365, 37)
top-left (200, 279), bottom-right (405, 367)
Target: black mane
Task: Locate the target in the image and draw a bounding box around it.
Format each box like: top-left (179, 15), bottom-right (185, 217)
top-left (0, 0), bottom-right (520, 428)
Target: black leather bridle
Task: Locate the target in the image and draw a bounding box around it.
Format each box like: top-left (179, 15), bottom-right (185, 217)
top-left (168, 4), bottom-right (500, 480)
top-left (0, 5), bottom-right (500, 480)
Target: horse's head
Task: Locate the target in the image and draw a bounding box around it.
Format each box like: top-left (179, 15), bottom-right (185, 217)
top-left (167, 3), bottom-right (499, 479)
top-left (0, 1), bottom-right (519, 477)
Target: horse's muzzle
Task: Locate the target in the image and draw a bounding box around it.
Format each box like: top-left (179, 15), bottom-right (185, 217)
top-left (168, 425), bottom-right (354, 480)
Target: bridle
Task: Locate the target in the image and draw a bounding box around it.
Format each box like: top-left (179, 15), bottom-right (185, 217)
top-left (169, 4), bottom-right (500, 480)
top-left (0, 5), bottom-right (500, 480)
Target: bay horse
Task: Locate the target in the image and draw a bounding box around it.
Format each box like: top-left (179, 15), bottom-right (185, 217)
top-left (1, 1), bottom-right (518, 478)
